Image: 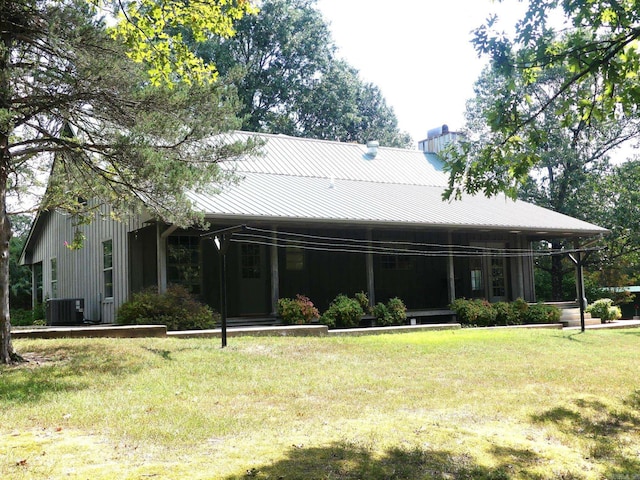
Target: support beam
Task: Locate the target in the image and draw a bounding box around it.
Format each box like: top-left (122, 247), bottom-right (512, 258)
top-left (270, 228), bottom-right (279, 316)
top-left (366, 229), bottom-right (375, 308)
top-left (447, 231), bottom-right (456, 303)
top-left (156, 224), bottom-right (178, 293)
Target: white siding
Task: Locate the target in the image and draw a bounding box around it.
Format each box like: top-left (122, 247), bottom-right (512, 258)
top-left (27, 206), bottom-right (145, 323)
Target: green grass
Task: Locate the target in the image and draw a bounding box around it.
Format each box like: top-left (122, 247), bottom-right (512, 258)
top-left (2, 328), bottom-right (640, 479)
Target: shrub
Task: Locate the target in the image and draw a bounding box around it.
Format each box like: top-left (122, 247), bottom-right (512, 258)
top-left (10, 309), bottom-right (36, 327)
top-left (371, 297), bottom-right (407, 326)
top-left (372, 302), bottom-right (391, 326)
top-left (587, 298), bottom-right (622, 323)
top-left (523, 303), bottom-right (561, 324)
top-left (320, 294), bottom-right (364, 328)
top-left (117, 285), bottom-right (219, 330)
top-left (449, 298), bottom-right (496, 326)
top-left (277, 294), bottom-right (320, 324)
top-left (450, 298), bottom-right (559, 326)
top-left (386, 297), bottom-right (407, 325)
top-left (354, 291), bottom-right (371, 314)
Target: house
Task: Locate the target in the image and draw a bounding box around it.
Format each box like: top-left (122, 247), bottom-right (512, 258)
top-left (20, 128), bottom-right (607, 325)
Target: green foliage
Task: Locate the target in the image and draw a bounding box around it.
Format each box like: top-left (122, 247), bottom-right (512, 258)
top-left (445, 1), bottom-right (640, 200)
top-left (372, 297), bottom-right (407, 327)
top-left (9, 309), bottom-right (35, 327)
top-left (195, 0), bottom-right (412, 147)
top-left (103, 0), bottom-right (257, 86)
top-left (277, 294), bottom-right (320, 325)
top-left (587, 298), bottom-right (622, 323)
top-left (354, 291), bottom-right (370, 314)
top-left (523, 303), bottom-right (561, 325)
top-left (450, 298), bottom-right (560, 326)
top-left (320, 294), bottom-right (364, 328)
top-left (117, 285), bottom-right (219, 330)
top-left (9, 215), bottom-right (33, 310)
top-left (449, 298), bottom-right (496, 327)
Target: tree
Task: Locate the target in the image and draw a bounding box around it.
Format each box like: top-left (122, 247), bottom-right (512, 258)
top-left (586, 159), bottom-right (640, 287)
top-left (444, 0), bottom-right (640, 199)
top-left (458, 63), bottom-right (640, 299)
top-left (0, 0), bottom-right (256, 363)
top-left (195, 0), bottom-right (412, 147)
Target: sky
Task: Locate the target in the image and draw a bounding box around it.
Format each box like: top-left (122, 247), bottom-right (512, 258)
top-left (314, 0), bottom-right (529, 146)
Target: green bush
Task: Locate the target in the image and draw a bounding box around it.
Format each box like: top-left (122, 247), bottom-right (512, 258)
top-left (117, 285), bottom-right (219, 330)
top-left (449, 298), bottom-right (496, 326)
top-left (450, 298), bottom-right (560, 326)
top-left (523, 303), bottom-right (561, 324)
top-left (277, 294), bottom-right (320, 324)
top-left (10, 309), bottom-right (36, 327)
top-left (320, 294), bottom-right (364, 328)
top-left (372, 302), bottom-right (391, 326)
top-left (354, 291), bottom-right (371, 314)
top-left (587, 298), bottom-right (622, 323)
top-left (386, 297), bottom-right (407, 325)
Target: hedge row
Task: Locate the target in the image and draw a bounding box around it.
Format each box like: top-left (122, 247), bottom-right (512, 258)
top-left (449, 298), bottom-right (561, 327)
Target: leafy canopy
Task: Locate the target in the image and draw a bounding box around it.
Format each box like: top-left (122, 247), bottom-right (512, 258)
top-left (94, 0), bottom-right (258, 86)
top-left (193, 0), bottom-right (412, 147)
top-left (445, 0), bottom-right (640, 199)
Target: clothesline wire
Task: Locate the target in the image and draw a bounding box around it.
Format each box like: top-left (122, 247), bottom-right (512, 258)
top-left (211, 226), bottom-right (588, 259)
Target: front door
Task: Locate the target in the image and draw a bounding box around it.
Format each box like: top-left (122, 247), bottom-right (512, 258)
top-left (470, 242), bottom-right (509, 302)
top-left (237, 243), bottom-right (269, 315)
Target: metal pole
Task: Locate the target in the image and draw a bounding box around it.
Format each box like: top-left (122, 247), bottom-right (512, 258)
top-left (576, 250), bottom-right (586, 333)
top-left (219, 237), bottom-right (228, 348)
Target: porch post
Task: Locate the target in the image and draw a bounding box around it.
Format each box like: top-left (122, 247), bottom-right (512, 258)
top-left (514, 236), bottom-right (525, 300)
top-left (366, 229), bottom-right (375, 307)
top-left (270, 228), bottom-right (279, 316)
top-left (447, 231), bottom-right (456, 303)
top-left (157, 223), bottom-right (178, 293)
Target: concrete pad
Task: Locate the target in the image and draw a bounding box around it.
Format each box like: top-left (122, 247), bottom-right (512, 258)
top-left (486, 324), bottom-right (564, 330)
top-left (11, 325), bottom-right (167, 339)
top-left (564, 319), bottom-right (640, 330)
top-left (168, 324), bottom-right (328, 339)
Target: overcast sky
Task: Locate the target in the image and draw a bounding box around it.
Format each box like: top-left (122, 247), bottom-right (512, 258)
top-left (314, 0), bottom-right (529, 146)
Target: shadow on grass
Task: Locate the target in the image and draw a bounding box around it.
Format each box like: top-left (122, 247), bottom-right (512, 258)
top-left (0, 343), bottom-right (144, 404)
top-left (531, 392), bottom-right (640, 478)
top-left (221, 441), bottom-right (573, 480)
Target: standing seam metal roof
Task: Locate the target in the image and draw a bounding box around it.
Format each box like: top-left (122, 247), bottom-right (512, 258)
top-left (188, 132), bottom-right (607, 235)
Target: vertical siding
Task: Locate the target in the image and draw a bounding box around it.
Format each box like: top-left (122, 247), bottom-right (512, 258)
top-left (27, 205), bottom-right (145, 323)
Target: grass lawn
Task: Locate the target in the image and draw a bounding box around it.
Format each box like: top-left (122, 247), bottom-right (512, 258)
top-left (1, 328), bottom-right (640, 479)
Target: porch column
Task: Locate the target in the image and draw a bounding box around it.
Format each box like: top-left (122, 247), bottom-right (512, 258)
top-left (157, 223), bottom-right (178, 293)
top-left (513, 236), bottom-right (525, 300)
top-left (447, 231), bottom-right (456, 303)
top-left (366, 229), bottom-right (375, 307)
top-left (270, 228), bottom-right (279, 316)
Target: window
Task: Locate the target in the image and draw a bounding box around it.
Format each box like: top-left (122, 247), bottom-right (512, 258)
top-left (241, 244), bottom-right (261, 279)
top-left (167, 235), bottom-right (200, 294)
top-left (103, 240), bottom-right (113, 298)
top-left (50, 258), bottom-right (57, 298)
top-left (286, 247), bottom-right (304, 271)
top-left (471, 269), bottom-right (483, 292)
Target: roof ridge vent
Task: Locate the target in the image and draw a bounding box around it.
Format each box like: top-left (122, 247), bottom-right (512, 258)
top-left (366, 140), bottom-right (379, 159)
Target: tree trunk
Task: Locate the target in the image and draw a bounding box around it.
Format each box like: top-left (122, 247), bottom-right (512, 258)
top-left (0, 177), bottom-right (14, 364)
top-left (0, 19), bottom-right (17, 364)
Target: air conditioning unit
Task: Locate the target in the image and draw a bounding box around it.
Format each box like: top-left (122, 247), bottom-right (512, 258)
top-left (46, 298), bottom-right (85, 326)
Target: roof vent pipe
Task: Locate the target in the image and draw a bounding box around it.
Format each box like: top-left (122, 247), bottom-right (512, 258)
top-left (366, 140), bottom-right (379, 158)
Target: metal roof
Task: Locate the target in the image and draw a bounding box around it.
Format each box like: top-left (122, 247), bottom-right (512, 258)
top-left (190, 132), bottom-right (607, 235)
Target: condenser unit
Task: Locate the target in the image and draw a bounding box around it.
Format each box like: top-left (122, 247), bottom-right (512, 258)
top-left (46, 298), bottom-right (85, 326)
